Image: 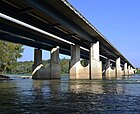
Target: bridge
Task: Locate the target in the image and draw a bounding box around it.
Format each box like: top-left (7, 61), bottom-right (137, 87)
top-left (0, 0), bottom-right (135, 79)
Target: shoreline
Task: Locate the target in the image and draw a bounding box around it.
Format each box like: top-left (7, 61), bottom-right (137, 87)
top-left (21, 76), bottom-right (31, 79)
top-left (0, 75), bottom-right (11, 80)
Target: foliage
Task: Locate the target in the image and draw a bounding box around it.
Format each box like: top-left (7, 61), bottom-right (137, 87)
top-left (7, 61), bottom-right (33, 74)
top-left (0, 41), bottom-right (24, 74)
top-left (135, 69), bottom-right (140, 74)
top-left (6, 58), bottom-right (70, 74)
top-left (60, 58), bottom-right (70, 74)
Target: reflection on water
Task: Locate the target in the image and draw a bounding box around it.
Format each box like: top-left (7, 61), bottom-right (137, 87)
top-left (0, 75), bottom-right (140, 113)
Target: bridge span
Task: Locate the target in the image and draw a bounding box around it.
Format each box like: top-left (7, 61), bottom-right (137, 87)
top-left (0, 0), bottom-right (135, 79)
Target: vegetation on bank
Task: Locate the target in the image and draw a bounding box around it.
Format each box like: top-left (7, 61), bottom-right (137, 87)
top-left (5, 58), bottom-right (70, 75)
top-left (0, 41), bottom-right (24, 75)
top-left (135, 69), bottom-right (140, 74)
top-left (0, 75), bottom-right (10, 79)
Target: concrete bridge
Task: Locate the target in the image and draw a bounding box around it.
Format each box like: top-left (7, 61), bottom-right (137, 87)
top-left (0, 0), bottom-right (135, 79)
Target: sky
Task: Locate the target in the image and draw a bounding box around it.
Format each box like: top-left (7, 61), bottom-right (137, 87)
top-left (19, 0), bottom-right (140, 67)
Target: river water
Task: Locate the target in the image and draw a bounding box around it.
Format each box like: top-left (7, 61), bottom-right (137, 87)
top-left (0, 74), bottom-right (140, 114)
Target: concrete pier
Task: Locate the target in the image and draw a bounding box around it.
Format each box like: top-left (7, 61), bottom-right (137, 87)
top-left (116, 57), bottom-right (122, 78)
top-left (50, 46), bottom-right (61, 79)
top-left (90, 42), bottom-right (102, 79)
top-left (132, 68), bottom-right (135, 74)
top-left (70, 42), bottom-right (102, 80)
top-left (70, 45), bottom-right (89, 79)
top-left (124, 63), bottom-right (128, 76)
top-left (128, 65), bottom-right (131, 75)
top-left (32, 49), bottom-right (42, 70)
top-left (32, 47), bottom-right (61, 79)
top-left (32, 49), bottom-right (43, 79)
top-left (129, 67), bottom-right (134, 75)
top-left (32, 47), bottom-right (134, 80)
top-left (105, 59), bottom-right (116, 79)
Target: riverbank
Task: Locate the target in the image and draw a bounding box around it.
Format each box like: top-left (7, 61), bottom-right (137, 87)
top-left (0, 75), bottom-right (10, 80)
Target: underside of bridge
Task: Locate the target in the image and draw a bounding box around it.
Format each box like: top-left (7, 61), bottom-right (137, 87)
top-left (0, 0), bottom-right (135, 79)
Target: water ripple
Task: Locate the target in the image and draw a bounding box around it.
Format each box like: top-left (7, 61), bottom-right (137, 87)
top-left (0, 74), bottom-right (140, 113)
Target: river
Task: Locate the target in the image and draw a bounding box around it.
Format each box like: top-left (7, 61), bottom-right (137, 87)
top-left (0, 74), bottom-right (140, 114)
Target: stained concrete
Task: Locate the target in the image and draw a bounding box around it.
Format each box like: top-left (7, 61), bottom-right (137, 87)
top-left (32, 47), bottom-right (61, 79)
top-left (70, 45), bottom-right (89, 79)
top-left (116, 58), bottom-right (122, 78)
top-left (90, 42), bottom-right (102, 79)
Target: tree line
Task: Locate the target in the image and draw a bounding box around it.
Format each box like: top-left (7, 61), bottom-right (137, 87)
top-left (6, 58), bottom-right (70, 74)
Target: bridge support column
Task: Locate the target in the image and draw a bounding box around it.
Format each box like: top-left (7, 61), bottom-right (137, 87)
top-left (132, 68), bottom-right (135, 74)
top-left (32, 47), bottom-right (61, 79)
top-left (70, 45), bottom-right (89, 79)
top-left (105, 59), bottom-right (116, 79)
top-left (90, 42), bottom-right (102, 79)
top-left (50, 46), bottom-right (61, 79)
top-left (32, 49), bottom-right (43, 79)
top-left (102, 62), bottom-right (106, 77)
top-left (128, 65), bottom-right (131, 75)
top-left (129, 67), bottom-right (134, 75)
top-left (116, 57), bottom-right (122, 78)
top-left (124, 63), bottom-right (128, 76)
top-left (133, 68), bottom-right (135, 74)
top-left (33, 49), bottom-right (42, 69)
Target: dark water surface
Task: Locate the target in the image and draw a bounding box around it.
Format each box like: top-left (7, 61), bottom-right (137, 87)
top-left (0, 74), bottom-right (140, 114)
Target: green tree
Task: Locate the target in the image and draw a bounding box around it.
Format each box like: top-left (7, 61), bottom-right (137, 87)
top-left (0, 40), bottom-right (24, 74)
top-left (60, 58), bottom-right (70, 74)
